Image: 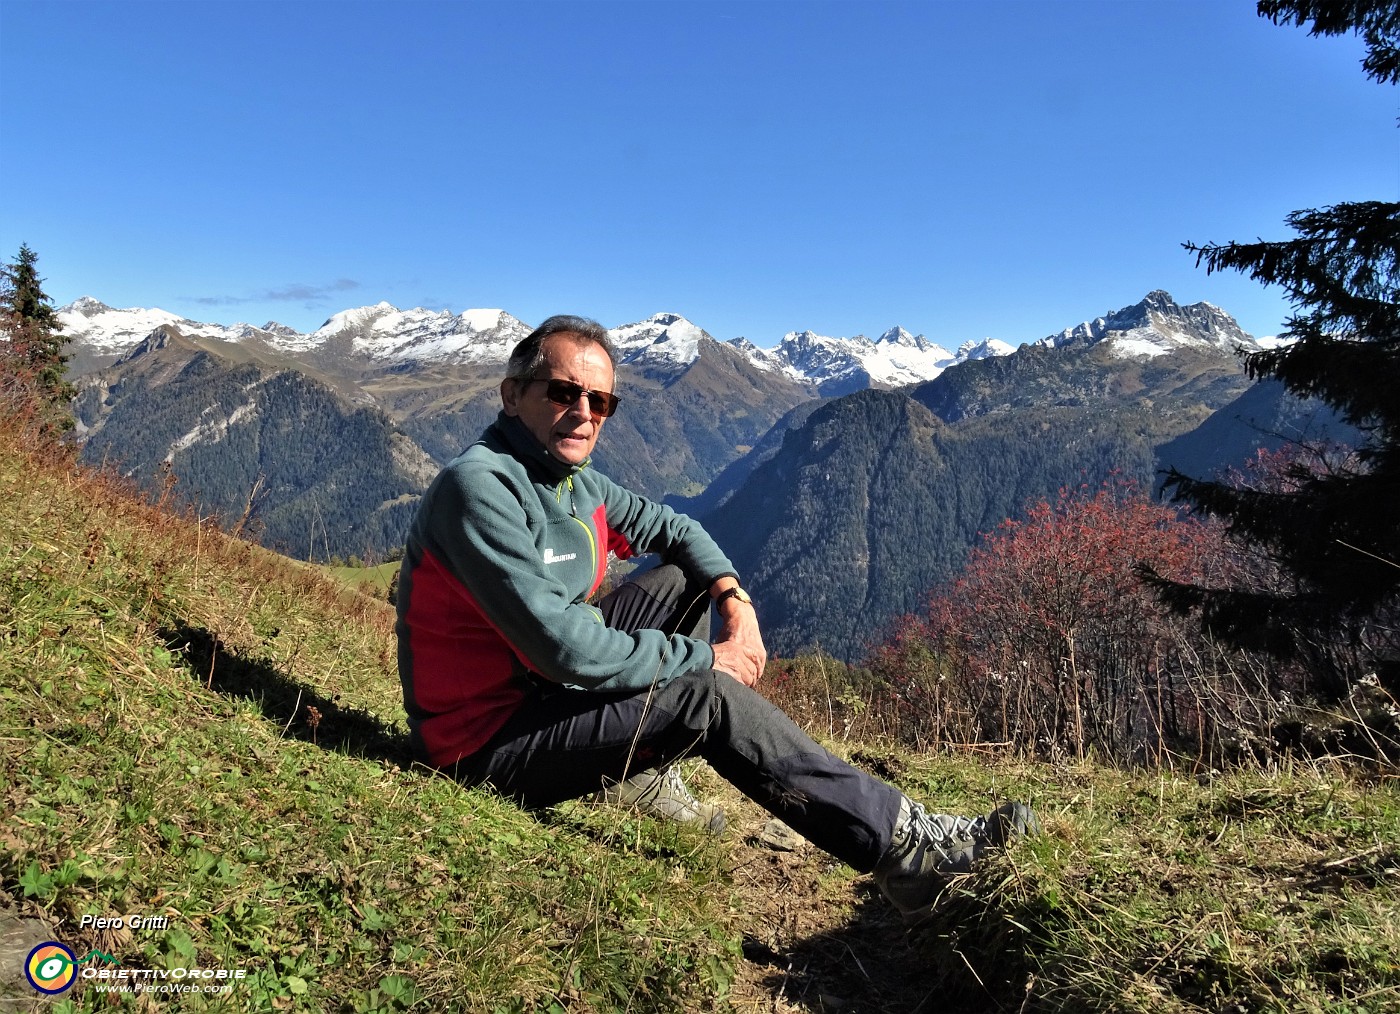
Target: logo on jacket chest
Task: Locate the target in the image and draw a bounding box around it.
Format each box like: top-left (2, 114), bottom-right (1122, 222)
top-left (543, 547), bottom-right (578, 565)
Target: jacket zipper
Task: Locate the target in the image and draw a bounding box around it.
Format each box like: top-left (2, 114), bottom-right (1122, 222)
top-left (556, 476), bottom-right (598, 576)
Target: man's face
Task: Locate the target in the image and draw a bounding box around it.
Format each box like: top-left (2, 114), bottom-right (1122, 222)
top-left (501, 334), bottom-right (616, 466)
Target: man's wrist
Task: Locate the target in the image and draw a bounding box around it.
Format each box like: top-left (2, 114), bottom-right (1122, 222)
top-left (714, 585), bottom-right (752, 608)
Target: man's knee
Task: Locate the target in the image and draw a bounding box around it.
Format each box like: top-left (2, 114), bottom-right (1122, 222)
top-left (622, 563), bottom-right (694, 603)
top-left (651, 668), bottom-right (728, 729)
top-left (603, 563), bottom-right (711, 639)
top-left (658, 667), bottom-right (779, 732)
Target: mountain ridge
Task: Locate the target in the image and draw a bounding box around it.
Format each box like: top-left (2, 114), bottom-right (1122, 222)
top-left (58, 290), bottom-right (1269, 394)
top-left (698, 294), bottom-right (1272, 659)
top-left (58, 300), bottom-right (1020, 389)
top-left (60, 288), bottom-right (1288, 643)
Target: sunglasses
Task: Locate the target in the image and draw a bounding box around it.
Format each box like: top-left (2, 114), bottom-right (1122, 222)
top-left (526, 378), bottom-right (620, 418)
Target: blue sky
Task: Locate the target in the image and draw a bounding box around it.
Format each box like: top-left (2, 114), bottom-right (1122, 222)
top-left (2, 0), bottom-right (1395, 347)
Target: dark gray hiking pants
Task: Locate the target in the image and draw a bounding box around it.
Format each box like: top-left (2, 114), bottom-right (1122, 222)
top-left (449, 564), bottom-right (903, 872)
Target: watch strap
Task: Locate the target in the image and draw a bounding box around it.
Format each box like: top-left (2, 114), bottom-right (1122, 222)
top-left (714, 585), bottom-right (751, 607)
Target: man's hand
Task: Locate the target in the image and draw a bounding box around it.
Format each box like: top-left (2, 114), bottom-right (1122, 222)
top-left (710, 580), bottom-right (766, 687)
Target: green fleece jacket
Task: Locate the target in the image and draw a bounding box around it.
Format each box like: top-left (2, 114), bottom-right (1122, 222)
top-left (395, 412), bottom-right (738, 768)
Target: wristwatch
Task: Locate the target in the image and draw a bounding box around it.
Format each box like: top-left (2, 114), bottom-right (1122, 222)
top-left (714, 585), bottom-right (752, 607)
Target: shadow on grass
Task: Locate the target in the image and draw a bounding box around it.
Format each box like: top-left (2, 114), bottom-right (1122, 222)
top-left (160, 622), bottom-right (414, 769)
top-left (741, 883), bottom-right (1040, 1014)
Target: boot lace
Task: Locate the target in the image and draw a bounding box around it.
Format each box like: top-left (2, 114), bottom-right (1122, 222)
top-left (655, 765), bottom-right (699, 805)
top-left (900, 801), bottom-right (986, 860)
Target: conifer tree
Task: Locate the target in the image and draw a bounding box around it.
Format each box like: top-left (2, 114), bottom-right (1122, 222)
top-left (1144, 3), bottom-right (1400, 698)
top-left (0, 243), bottom-right (75, 429)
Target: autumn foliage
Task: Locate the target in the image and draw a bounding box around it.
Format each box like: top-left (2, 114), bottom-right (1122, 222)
top-left (864, 480), bottom-right (1262, 763)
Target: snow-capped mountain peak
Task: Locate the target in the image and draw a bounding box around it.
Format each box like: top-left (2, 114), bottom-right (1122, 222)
top-left (608, 313), bottom-right (711, 370)
top-left (876, 325), bottom-right (950, 354)
top-left (57, 298), bottom-right (531, 366)
top-left (56, 296), bottom-right (1015, 391)
top-left (57, 290), bottom-right (1244, 392)
top-left (307, 302), bottom-right (530, 363)
top-left (878, 325), bottom-right (918, 346)
top-left (1036, 290), bottom-right (1257, 359)
top-left (56, 299), bottom-right (236, 352)
top-left (878, 324), bottom-right (955, 359)
top-left (310, 301), bottom-right (402, 338)
top-left (723, 336), bottom-right (789, 375)
top-left (260, 322), bottom-right (301, 339)
top-left (65, 295), bottom-right (116, 318)
top-left (957, 337), bottom-right (1017, 361)
top-left (753, 324), bottom-right (973, 394)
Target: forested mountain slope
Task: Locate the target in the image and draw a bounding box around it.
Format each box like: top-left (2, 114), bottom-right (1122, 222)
top-left (73, 328), bottom-right (435, 560)
top-left (703, 390), bottom-right (1167, 659)
top-left (703, 294), bottom-right (1267, 660)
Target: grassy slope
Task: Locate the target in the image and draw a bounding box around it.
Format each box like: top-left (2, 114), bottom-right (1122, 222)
top-left (2, 424), bottom-right (1397, 1013)
top-left (703, 747), bottom-right (1400, 1014)
top-left (323, 561), bottom-right (398, 600)
top-left (0, 433), bottom-right (737, 1012)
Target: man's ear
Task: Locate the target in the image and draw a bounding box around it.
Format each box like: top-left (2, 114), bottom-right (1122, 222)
top-left (500, 378), bottom-right (521, 416)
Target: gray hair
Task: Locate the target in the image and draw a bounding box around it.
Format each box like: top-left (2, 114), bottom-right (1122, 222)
top-left (506, 314), bottom-right (617, 380)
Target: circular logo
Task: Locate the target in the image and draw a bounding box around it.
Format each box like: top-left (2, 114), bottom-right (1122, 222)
top-left (25, 942), bottom-right (78, 995)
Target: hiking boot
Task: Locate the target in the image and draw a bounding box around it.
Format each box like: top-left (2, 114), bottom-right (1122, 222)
top-left (873, 796), bottom-right (1038, 920)
top-left (596, 765), bottom-right (726, 834)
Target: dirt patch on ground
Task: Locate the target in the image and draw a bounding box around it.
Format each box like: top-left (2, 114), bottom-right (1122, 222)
top-left (698, 772), bottom-right (1008, 1014)
top-left (0, 898), bottom-right (53, 1012)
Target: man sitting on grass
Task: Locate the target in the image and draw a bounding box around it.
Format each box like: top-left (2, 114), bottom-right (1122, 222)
top-left (394, 314), bottom-right (1037, 919)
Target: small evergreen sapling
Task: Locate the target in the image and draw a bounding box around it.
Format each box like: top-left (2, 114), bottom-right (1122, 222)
top-left (0, 243), bottom-right (75, 430)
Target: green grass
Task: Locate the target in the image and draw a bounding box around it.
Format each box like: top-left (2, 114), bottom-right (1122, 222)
top-left (0, 436), bottom-right (738, 1012)
top-left (322, 561), bottom-right (399, 600)
top-left (900, 758), bottom-right (1400, 1013)
top-left (1, 423), bottom-right (1396, 1012)
top-left (699, 739), bottom-right (1398, 1013)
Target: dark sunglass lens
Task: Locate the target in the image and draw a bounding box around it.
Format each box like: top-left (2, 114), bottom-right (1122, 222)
top-left (543, 380), bottom-right (618, 418)
top-left (586, 392), bottom-right (619, 417)
top-left (544, 380), bottom-right (584, 407)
